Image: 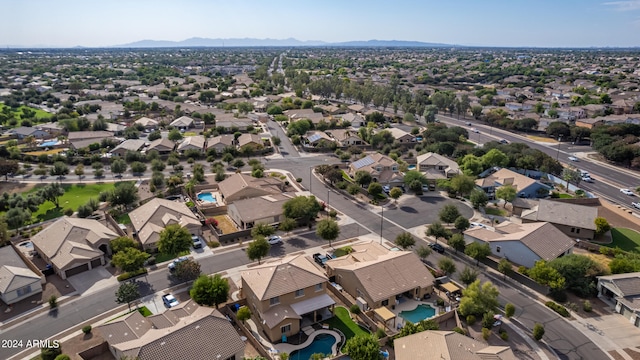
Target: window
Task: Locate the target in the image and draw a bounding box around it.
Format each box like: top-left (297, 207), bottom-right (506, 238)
top-left (270, 296), bottom-right (280, 306)
top-left (496, 246), bottom-right (501, 253)
top-left (281, 324), bottom-right (291, 334)
top-left (295, 289), bottom-right (304, 297)
top-left (576, 228), bottom-right (580, 234)
top-left (376, 166), bottom-right (382, 171)
top-left (381, 299), bottom-right (389, 306)
top-left (392, 166), bottom-right (397, 171)
top-left (415, 288), bottom-right (420, 295)
top-left (570, 227), bottom-right (575, 233)
top-left (315, 283), bottom-right (323, 292)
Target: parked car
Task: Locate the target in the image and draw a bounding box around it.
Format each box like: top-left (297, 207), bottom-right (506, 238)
top-left (470, 222), bottom-right (488, 229)
top-left (428, 243), bottom-right (445, 254)
top-left (313, 253), bottom-right (333, 267)
top-left (192, 235), bottom-right (204, 249)
top-left (382, 185), bottom-right (391, 194)
top-left (621, 189), bottom-right (635, 196)
top-left (632, 202), bottom-right (640, 209)
top-left (568, 156), bottom-right (579, 162)
top-left (168, 256), bottom-right (190, 270)
top-left (499, 139), bottom-right (509, 144)
top-left (267, 235), bottom-right (283, 245)
top-left (162, 294), bottom-right (179, 308)
top-left (471, 128), bottom-right (480, 133)
top-left (466, 122), bottom-right (472, 126)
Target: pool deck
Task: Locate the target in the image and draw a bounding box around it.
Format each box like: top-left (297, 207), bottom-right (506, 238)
top-left (274, 329), bottom-right (340, 358)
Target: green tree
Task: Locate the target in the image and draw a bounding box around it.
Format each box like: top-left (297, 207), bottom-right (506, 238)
top-left (403, 170), bottom-right (427, 189)
top-left (609, 256), bottom-right (640, 274)
top-left (0, 159), bottom-right (19, 180)
top-left (115, 281), bottom-right (140, 312)
top-left (251, 222), bottom-right (276, 238)
top-left (505, 303), bottom-right (515, 318)
top-left (482, 148), bottom-right (509, 168)
top-left (111, 158), bottom-right (127, 177)
top-left (237, 306), bottom-right (252, 323)
top-left (110, 236), bottom-right (138, 254)
top-left (438, 257), bottom-right (456, 276)
top-left (439, 204), bottom-right (461, 224)
top-left (111, 247), bottom-right (150, 272)
top-left (416, 245), bottom-right (432, 262)
top-left (594, 217), bottom-right (611, 236)
top-left (528, 260), bottom-right (566, 292)
top-left (460, 154), bottom-right (484, 176)
top-left (450, 175), bottom-right (476, 197)
top-left (168, 128), bottom-right (183, 142)
top-left (151, 159), bottom-right (166, 172)
top-left (464, 186), bottom-right (485, 207)
top-left (459, 266), bottom-right (479, 286)
top-left (38, 182), bottom-right (65, 208)
top-left (343, 334), bottom-right (381, 360)
top-left (74, 164), bottom-right (84, 179)
top-left (389, 187), bottom-right (402, 202)
top-left (157, 224), bottom-right (192, 255)
top-left (471, 105), bottom-right (483, 119)
top-left (498, 258), bottom-right (512, 280)
top-left (454, 216), bottom-right (470, 232)
top-left (548, 254), bottom-right (606, 297)
top-left (175, 259), bottom-right (201, 282)
top-left (108, 182), bottom-right (139, 209)
top-left (465, 242), bottom-right (491, 265)
top-left (247, 236), bottom-right (270, 264)
top-left (533, 323), bottom-right (545, 341)
top-left (459, 280), bottom-right (500, 317)
top-left (423, 105), bottom-right (438, 123)
top-left (448, 233), bottom-right (467, 253)
top-left (278, 217), bottom-right (297, 235)
top-left (394, 232), bottom-right (416, 249)
top-left (0, 217), bottom-right (9, 247)
top-left (50, 161), bottom-right (69, 177)
top-left (40, 345), bottom-right (62, 360)
top-left (190, 274), bottom-right (229, 308)
top-left (496, 185), bottom-right (517, 208)
top-left (367, 182), bottom-right (383, 197)
top-left (130, 161), bottom-right (147, 175)
top-left (283, 196), bottom-right (322, 225)
top-left (426, 221), bottom-right (452, 243)
top-left (316, 218), bottom-right (340, 247)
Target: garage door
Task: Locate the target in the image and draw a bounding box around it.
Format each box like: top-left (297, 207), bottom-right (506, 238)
top-left (621, 304), bottom-right (633, 321)
top-left (65, 263), bottom-right (89, 278)
top-left (91, 258), bottom-right (102, 268)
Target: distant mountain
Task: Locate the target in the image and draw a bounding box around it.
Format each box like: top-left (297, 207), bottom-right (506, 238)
top-left (114, 37), bottom-right (452, 48)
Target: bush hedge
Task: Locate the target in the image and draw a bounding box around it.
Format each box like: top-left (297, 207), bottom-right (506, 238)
top-left (117, 268), bottom-right (148, 282)
top-left (545, 301), bottom-right (570, 317)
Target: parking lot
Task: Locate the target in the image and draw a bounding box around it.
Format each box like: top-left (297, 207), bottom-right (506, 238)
top-left (383, 194), bottom-right (474, 229)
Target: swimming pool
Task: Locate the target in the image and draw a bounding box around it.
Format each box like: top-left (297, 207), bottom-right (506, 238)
top-left (399, 304), bottom-right (436, 324)
top-left (197, 192), bottom-right (216, 203)
top-left (290, 333), bottom-right (336, 360)
top-left (408, 165), bottom-right (416, 170)
top-left (39, 140), bottom-right (60, 147)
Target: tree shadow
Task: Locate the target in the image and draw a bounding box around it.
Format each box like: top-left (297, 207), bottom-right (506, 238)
top-left (37, 207), bottom-right (63, 222)
top-left (48, 308), bottom-right (59, 318)
top-left (399, 206), bottom-right (418, 213)
top-left (287, 237), bottom-right (308, 248)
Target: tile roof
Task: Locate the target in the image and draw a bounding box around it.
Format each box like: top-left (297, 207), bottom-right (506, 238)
top-left (521, 199), bottom-right (597, 230)
top-left (237, 133), bottom-right (263, 147)
top-left (129, 198), bottom-right (200, 246)
top-left (327, 242), bottom-right (434, 303)
top-left (217, 173), bottom-right (283, 201)
top-left (177, 135), bottom-right (206, 151)
top-left (261, 304), bottom-right (301, 329)
top-left (475, 168), bottom-right (538, 192)
top-left (208, 134), bottom-right (235, 148)
top-left (394, 330), bottom-right (516, 360)
top-left (170, 116), bottom-right (194, 127)
top-left (147, 137), bottom-right (175, 152)
top-left (241, 254), bottom-right (328, 301)
top-left (416, 152), bottom-right (461, 176)
top-left (134, 117), bottom-right (158, 127)
top-left (598, 272), bottom-right (640, 297)
top-left (67, 131), bottom-right (114, 140)
top-left (227, 194), bottom-right (292, 223)
top-left (110, 139), bottom-right (146, 153)
top-left (30, 217), bottom-right (117, 270)
top-left (0, 246), bottom-right (42, 294)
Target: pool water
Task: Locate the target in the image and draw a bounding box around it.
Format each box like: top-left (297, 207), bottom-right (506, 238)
top-left (399, 304), bottom-right (436, 324)
top-left (290, 334), bottom-right (336, 360)
top-left (408, 165), bottom-right (416, 170)
top-left (39, 140), bottom-right (59, 147)
top-left (197, 192), bottom-right (216, 203)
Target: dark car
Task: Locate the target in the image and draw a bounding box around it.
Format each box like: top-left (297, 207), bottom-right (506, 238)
top-left (313, 253), bottom-right (333, 267)
top-left (428, 243), bottom-right (445, 254)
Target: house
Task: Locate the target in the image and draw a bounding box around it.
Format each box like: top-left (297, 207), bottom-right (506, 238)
top-left (475, 168), bottom-right (551, 199)
top-left (147, 137), bottom-right (175, 155)
top-left (575, 117), bottom-right (606, 129)
top-left (129, 198), bottom-right (202, 251)
top-left (218, 173), bottom-right (284, 204)
top-left (337, 113), bottom-right (365, 128)
top-left (207, 134), bottom-right (235, 153)
top-left (170, 116), bottom-right (194, 130)
top-left (109, 139), bottom-right (147, 157)
top-left (597, 272), bottom-right (640, 328)
top-left (177, 135), bottom-right (207, 153)
top-left (511, 198), bottom-right (538, 217)
top-left (236, 133), bottom-right (264, 150)
top-left (284, 109), bottom-right (326, 125)
top-left (228, 194), bottom-right (293, 229)
top-left (326, 242), bottom-right (434, 310)
top-left (394, 330), bottom-right (516, 360)
top-left (6, 126), bottom-right (50, 139)
top-left (0, 245), bottom-right (43, 305)
top-left (385, 127), bottom-right (415, 143)
top-left (302, 131), bottom-right (335, 148)
top-left (68, 131), bottom-right (114, 150)
top-left (349, 153), bottom-right (404, 186)
top-left (96, 300), bottom-right (245, 360)
top-left (215, 117), bottom-right (255, 132)
top-left (133, 117), bottom-right (159, 130)
top-left (463, 221), bottom-right (574, 268)
top-left (241, 255), bottom-right (334, 343)
top-left (416, 152), bottom-right (461, 182)
top-left (520, 199), bottom-right (597, 240)
top-left (325, 129), bottom-right (367, 147)
top-left (30, 217), bottom-right (118, 279)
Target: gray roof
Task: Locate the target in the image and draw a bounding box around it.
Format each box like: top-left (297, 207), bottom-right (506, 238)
top-left (394, 330), bottom-right (516, 360)
top-left (599, 272), bottom-right (640, 297)
top-left (523, 199), bottom-right (597, 230)
top-left (0, 246), bottom-right (41, 293)
top-left (110, 139), bottom-right (146, 153)
top-left (227, 194), bottom-right (292, 223)
top-left (170, 116), bottom-right (194, 127)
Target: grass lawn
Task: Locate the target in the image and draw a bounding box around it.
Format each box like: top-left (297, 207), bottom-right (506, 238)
top-left (183, 132), bottom-right (198, 136)
top-left (155, 250), bottom-right (190, 263)
top-left (116, 213), bottom-right (131, 224)
top-left (0, 104), bottom-right (53, 121)
top-left (558, 193), bottom-right (573, 199)
top-left (23, 148), bottom-right (67, 156)
top-left (341, 170), bottom-right (354, 183)
top-left (485, 207), bottom-right (506, 216)
top-left (608, 228), bottom-right (640, 253)
top-left (526, 135), bottom-right (556, 143)
top-left (25, 183), bottom-right (118, 222)
top-left (333, 246), bottom-right (353, 258)
top-left (106, 306), bottom-right (153, 323)
top-left (324, 306), bottom-right (370, 341)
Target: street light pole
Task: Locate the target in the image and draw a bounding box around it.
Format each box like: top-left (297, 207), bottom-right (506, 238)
top-left (556, 134), bottom-right (563, 161)
top-left (380, 204), bottom-right (384, 244)
top-left (309, 167), bottom-right (312, 193)
top-left (327, 190), bottom-right (330, 218)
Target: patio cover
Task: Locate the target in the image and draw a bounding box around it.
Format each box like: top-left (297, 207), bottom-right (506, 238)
top-left (441, 282), bottom-right (461, 293)
top-left (290, 294), bottom-right (335, 316)
top-left (374, 306), bottom-right (396, 322)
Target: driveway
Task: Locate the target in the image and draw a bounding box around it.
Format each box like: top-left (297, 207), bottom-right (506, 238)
top-left (576, 313), bottom-right (640, 355)
top-left (66, 267), bottom-right (118, 296)
top-left (383, 194), bottom-right (474, 229)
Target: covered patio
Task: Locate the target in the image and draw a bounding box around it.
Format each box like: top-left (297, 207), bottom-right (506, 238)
top-left (290, 293), bottom-right (336, 329)
top-left (374, 306), bottom-right (397, 330)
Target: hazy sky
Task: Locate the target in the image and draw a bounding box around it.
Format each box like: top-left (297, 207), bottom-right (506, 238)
top-left (2, 0), bottom-right (640, 47)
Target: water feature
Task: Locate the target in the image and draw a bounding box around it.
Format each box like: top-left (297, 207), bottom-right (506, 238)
top-left (399, 304), bottom-right (436, 324)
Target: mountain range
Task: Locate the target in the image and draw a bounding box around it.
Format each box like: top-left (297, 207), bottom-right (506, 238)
top-left (114, 37), bottom-right (453, 48)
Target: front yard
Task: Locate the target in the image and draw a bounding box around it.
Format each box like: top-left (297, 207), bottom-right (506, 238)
top-left (155, 250), bottom-right (190, 264)
top-left (607, 228), bottom-right (640, 253)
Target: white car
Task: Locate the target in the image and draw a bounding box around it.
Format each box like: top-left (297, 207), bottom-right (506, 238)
top-left (621, 189), bottom-right (635, 196)
top-left (382, 185), bottom-right (391, 193)
top-left (568, 156), bottom-right (578, 162)
top-left (470, 222), bottom-right (488, 229)
top-left (581, 176), bottom-right (593, 183)
top-left (471, 128), bottom-right (480, 133)
top-left (267, 235), bottom-right (283, 245)
top-left (168, 256), bottom-right (190, 270)
top-left (162, 294), bottom-right (179, 308)
top-left (632, 202), bottom-right (640, 209)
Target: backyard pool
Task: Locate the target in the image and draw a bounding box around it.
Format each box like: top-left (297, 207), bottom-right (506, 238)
top-left (39, 140), bottom-right (60, 147)
top-left (399, 304), bottom-right (436, 324)
top-left (290, 333), bottom-right (336, 360)
top-left (407, 165), bottom-right (416, 170)
top-left (197, 192), bottom-right (217, 203)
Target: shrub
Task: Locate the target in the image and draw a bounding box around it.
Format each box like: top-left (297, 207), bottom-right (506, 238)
top-left (482, 312), bottom-right (495, 329)
top-left (500, 331), bottom-right (509, 341)
top-left (41, 345), bottom-right (62, 360)
top-left (82, 325), bottom-right (92, 334)
top-left (207, 241), bottom-right (221, 248)
top-left (54, 355), bottom-right (71, 360)
top-left (146, 256), bottom-right (156, 266)
top-left (117, 268), bottom-right (148, 282)
top-left (599, 247), bottom-right (612, 256)
top-left (329, 210), bottom-right (338, 218)
top-left (518, 266), bottom-right (528, 275)
top-left (436, 298), bottom-right (445, 307)
top-left (205, 217), bottom-right (219, 227)
top-left (350, 304), bottom-right (361, 314)
top-left (296, 177), bottom-right (302, 182)
top-left (376, 328), bottom-right (386, 338)
top-left (482, 327), bottom-right (491, 341)
top-left (466, 315), bottom-right (476, 325)
top-left (533, 323), bottom-right (545, 341)
top-left (453, 326), bottom-right (466, 335)
top-left (63, 208), bottom-right (74, 216)
top-left (583, 300), bottom-right (592, 312)
top-left (505, 303), bottom-right (515, 318)
top-left (545, 301), bottom-right (570, 317)
top-left (336, 181), bottom-right (348, 190)
top-left (48, 295), bottom-right (58, 308)
top-left (550, 290), bottom-right (567, 302)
